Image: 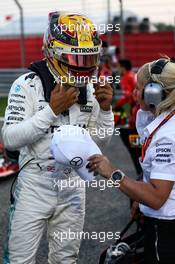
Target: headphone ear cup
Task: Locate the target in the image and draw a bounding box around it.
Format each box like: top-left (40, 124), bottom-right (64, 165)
top-left (143, 82), bottom-right (164, 107)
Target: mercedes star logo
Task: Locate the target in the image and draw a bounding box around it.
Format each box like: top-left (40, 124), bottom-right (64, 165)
top-left (70, 157), bottom-right (83, 168)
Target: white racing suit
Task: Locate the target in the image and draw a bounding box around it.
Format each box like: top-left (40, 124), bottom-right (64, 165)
top-left (2, 72), bottom-right (114, 264)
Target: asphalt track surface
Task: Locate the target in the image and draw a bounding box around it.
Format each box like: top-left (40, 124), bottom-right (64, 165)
top-left (0, 127), bottom-right (137, 264)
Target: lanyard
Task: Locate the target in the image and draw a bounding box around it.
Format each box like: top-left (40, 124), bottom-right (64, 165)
top-left (141, 110), bottom-right (175, 162)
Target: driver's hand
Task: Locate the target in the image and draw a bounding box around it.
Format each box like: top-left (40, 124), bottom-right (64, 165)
top-left (49, 83), bottom-right (78, 115)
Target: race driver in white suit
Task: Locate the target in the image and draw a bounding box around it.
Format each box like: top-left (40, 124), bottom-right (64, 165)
top-left (2, 12), bottom-right (114, 264)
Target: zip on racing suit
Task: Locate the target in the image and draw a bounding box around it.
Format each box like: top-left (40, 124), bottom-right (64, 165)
top-left (2, 70), bottom-right (114, 264)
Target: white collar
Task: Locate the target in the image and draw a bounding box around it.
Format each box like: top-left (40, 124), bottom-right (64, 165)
top-left (143, 112), bottom-right (170, 137)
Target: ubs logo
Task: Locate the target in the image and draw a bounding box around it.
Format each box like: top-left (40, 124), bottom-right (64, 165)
top-left (70, 157), bottom-right (83, 168)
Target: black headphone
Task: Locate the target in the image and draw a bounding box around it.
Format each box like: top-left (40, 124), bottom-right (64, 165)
top-left (143, 59), bottom-right (169, 108)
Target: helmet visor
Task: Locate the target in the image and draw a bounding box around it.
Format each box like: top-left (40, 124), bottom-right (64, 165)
top-left (59, 53), bottom-right (100, 68)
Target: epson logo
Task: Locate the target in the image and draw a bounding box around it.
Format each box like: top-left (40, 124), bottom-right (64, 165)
top-left (71, 47), bottom-right (99, 53)
top-left (156, 148), bottom-right (171, 153)
top-left (8, 105), bottom-right (25, 112)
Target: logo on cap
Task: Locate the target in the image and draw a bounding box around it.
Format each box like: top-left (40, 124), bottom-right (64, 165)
top-left (70, 157), bottom-right (83, 168)
top-left (63, 167), bottom-right (72, 175)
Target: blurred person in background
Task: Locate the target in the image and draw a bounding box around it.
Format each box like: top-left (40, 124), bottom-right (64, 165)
top-left (115, 59), bottom-right (136, 110)
top-left (98, 55), bottom-right (113, 80)
top-left (128, 86), bottom-right (140, 128)
top-left (99, 46), bottom-right (120, 82)
top-left (113, 59), bottom-right (136, 126)
top-left (2, 12), bottom-right (114, 264)
top-left (88, 58), bottom-right (175, 264)
top-left (111, 47), bottom-right (121, 92)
